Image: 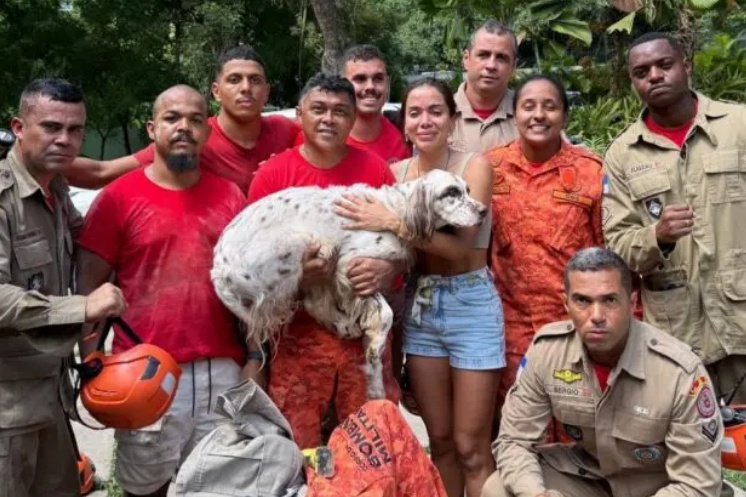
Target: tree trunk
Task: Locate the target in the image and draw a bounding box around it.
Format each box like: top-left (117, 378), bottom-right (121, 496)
top-left (309, 0), bottom-right (354, 74)
top-left (608, 33), bottom-right (629, 97)
top-left (677, 7), bottom-right (696, 60)
top-left (120, 119), bottom-right (132, 155)
top-left (98, 131), bottom-right (109, 160)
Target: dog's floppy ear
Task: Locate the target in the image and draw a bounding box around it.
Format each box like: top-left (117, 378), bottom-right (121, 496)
top-left (403, 180), bottom-right (436, 241)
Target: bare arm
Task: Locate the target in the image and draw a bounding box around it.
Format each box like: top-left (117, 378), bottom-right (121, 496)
top-left (65, 155), bottom-right (141, 189)
top-left (76, 248), bottom-right (117, 358)
top-left (336, 155), bottom-right (492, 262)
top-left (398, 154), bottom-right (493, 261)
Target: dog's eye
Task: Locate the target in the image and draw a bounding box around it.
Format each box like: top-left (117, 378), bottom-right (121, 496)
top-left (440, 186), bottom-right (461, 199)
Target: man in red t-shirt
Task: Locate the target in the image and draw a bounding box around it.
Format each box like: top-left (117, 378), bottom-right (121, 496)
top-left (77, 85), bottom-right (247, 497)
top-left (294, 45), bottom-right (410, 165)
top-left (65, 46), bottom-right (299, 192)
top-left (246, 73), bottom-right (401, 449)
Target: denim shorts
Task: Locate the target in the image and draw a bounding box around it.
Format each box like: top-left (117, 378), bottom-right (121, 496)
top-left (403, 267), bottom-right (506, 370)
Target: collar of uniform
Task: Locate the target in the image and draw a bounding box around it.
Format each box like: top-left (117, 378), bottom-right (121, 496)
top-left (455, 82), bottom-right (514, 123)
top-left (504, 138), bottom-right (575, 176)
top-left (568, 327), bottom-right (585, 366)
top-left (566, 321), bottom-right (646, 380)
top-left (6, 147), bottom-right (44, 199)
top-left (6, 147), bottom-right (68, 201)
top-left (622, 91), bottom-right (725, 149)
top-left (612, 320), bottom-right (646, 380)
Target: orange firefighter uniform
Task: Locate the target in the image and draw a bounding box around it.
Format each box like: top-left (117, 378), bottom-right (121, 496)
top-left (308, 399), bottom-right (447, 497)
top-left (485, 140), bottom-right (604, 410)
top-left (268, 315), bottom-right (400, 449)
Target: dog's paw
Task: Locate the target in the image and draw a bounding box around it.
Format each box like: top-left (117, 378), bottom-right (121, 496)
top-left (365, 347), bottom-right (380, 364)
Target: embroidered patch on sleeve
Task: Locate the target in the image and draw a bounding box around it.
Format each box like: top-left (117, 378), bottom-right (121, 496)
top-left (696, 386), bottom-right (717, 418)
top-left (701, 418), bottom-right (719, 443)
top-left (516, 356), bottom-right (527, 379)
top-left (689, 376), bottom-right (708, 397)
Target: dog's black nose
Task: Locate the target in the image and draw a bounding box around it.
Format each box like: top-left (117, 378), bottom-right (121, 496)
top-left (478, 206), bottom-right (488, 219)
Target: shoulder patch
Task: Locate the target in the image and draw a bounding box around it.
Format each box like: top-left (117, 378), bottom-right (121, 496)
top-left (645, 326), bottom-right (700, 374)
top-left (0, 162), bottom-right (14, 193)
top-left (534, 321), bottom-right (575, 344)
top-left (567, 143), bottom-right (602, 166)
top-left (484, 144), bottom-right (511, 165)
top-left (603, 118), bottom-right (644, 155)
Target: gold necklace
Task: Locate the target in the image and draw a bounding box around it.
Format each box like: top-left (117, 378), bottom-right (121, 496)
top-left (415, 149), bottom-right (451, 178)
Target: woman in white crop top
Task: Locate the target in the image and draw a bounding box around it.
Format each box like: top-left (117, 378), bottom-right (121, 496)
top-left (335, 78), bottom-right (505, 497)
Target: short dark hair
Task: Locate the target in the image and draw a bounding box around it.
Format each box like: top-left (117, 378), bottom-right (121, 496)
top-left (628, 32), bottom-right (685, 59)
top-left (19, 78), bottom-right (84, 116)
top-left (340, 44), bottom-right (386, 74)
top-left (513, 74), bottom-right (569, 116)
top-left (400, 77), bottom-right (456, 123)
top-left (299, 73), bottom-right (356, 107)
top-left (467, 19), bottom-right (518, 58)
top-left (564, 248), bottom-right (632, 294)
top-left (216, 45), bottom-right (266, 78)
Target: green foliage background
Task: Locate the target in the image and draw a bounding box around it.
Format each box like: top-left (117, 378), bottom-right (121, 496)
top-left (2, 0), bottom-right (746, 159)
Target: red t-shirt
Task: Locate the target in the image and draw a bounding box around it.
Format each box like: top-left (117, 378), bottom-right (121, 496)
top-left (294, 117), bottom-right (410, 164)
top-left (248, 146), bottom-right (396, 329)
top-left (472, 106), bottom-right (498, 121)
top-left (79, 169), bottom-right (247, 365)
top-left (134, 115), bottom-right (300, 192)
top-left (593, 363), bottom-right (612, 392)
top-left (248, 146), bottom-right (395, 202)
top-left (643, 101), bottom-right (698, 148)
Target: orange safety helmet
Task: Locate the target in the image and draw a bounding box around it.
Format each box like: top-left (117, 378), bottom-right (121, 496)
top-left (721, 405), bottom-right (746, 471)
top-left (77, 317), bottom-right (181, 430)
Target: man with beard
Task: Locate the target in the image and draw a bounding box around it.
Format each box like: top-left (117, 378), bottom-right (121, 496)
top-left (65, 45), bottom-right (299, 192)
top-left (246, 73), bottom-right (401, 449)
top-left (603, 32), bottom-right (746, 407)
top-left (77, 85), bottom-right (247, 497)
top-left (452, 20), bottom-right (519, 153)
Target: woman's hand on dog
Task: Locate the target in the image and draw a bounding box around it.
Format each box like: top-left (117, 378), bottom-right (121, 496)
top-left (335, 194), bottom-right (400, 232)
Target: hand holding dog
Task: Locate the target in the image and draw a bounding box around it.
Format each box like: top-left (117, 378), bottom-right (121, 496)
top-left (335, 194), bottom-right (401, 232)
top-left (348, 258), bottom-right (400, 296)
top-left (300, 243), bottom-right (335, 290)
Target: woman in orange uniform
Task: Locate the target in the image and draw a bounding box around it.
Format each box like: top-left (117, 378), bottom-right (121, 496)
top-left (485, 75), bottom-right (603, 424)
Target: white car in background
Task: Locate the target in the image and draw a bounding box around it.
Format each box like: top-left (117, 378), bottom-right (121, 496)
top-left (69, 187), bottom-right (100, 216)
top-left (70, 103), bottom-right (403, 215)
